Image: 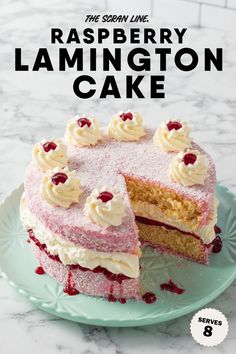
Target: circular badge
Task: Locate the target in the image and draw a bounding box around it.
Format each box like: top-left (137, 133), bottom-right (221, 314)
top-left (190, 308), bottom-right (228, 347)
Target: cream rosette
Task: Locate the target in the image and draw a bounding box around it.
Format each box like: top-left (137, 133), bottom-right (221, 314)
top-left (65, 116), bottom-right (103, 146)
top-left (169, 149), bottom-right (209, 187)
top-left (40, 166), bottom-right (82, 208)
top-left (33, 139), bottom-right (68, 172)
top-left (84, 188), bottom-right (125, 228)
top-left (108, 111), bottom-right (146, 141)
top-left (153, 120), bottom-right (191, 152)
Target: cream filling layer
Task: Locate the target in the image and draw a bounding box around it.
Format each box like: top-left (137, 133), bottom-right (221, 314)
top-left (20, 194), bottom-right (139, 278)
top-left (84, 187), bottom-right (125, 228)
top-left (132, 197), bottom-right (218, 245)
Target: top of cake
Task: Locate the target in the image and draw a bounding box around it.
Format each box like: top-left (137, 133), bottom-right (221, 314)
top-left (24, 114), bottom-right (216, 254)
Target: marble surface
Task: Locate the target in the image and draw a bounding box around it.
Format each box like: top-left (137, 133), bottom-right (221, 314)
top-left (1, 0), bottom-right (236, 353)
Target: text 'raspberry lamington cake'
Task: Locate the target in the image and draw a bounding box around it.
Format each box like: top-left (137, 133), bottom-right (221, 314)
top-left (20, 112), bottom-right (222, 303)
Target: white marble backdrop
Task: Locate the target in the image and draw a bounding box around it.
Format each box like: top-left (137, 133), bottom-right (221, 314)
top-left (0, 0), bottom-right (236, 353)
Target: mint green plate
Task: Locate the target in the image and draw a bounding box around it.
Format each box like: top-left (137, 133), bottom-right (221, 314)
top-left (0, 184), bottom-right (236, 327)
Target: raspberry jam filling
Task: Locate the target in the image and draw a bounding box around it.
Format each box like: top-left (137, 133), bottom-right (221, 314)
top-left (120, 112), bottom-right (133, 121)
top-left (77, 117), bottom-right (91, 127)
top-left (51, 172), bottom-right (68, 185)
top-left (160, 279), bottom-right (185, 294)
top-left (167, 121), bottom-right (182, 131)
top-left (42, 141), bottom-right (57, 152)
top-left (183, 153), bottom-right (197, 166)
top-left (97, 191), bottom-right (113, 203)
top-left (92, 266), bottom-right (129, 284)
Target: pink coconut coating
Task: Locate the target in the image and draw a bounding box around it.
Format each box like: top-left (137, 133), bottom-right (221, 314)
top-left (32, 243), bottom-right (141, 300)
top-left (24, 129), bottom-right (216, 252)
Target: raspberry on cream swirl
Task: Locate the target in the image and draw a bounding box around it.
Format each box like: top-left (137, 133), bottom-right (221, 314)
top-left (169, 149), bottom-right (209, 186)
top-left (153, 120), bottom-right (191, 152)
top-left (40, 166), bottom-right (82, 208)
top-left (33, 139), bottom-right (68, 172)
top-left (65, 115), bottom-right (103, 146)
top-left (108, 111), bottom-right (146, 141)
top-left (84, 188), bottom-right (125, 228)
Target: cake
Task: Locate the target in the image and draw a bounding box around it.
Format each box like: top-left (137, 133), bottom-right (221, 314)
top-left (20, 112), bottom-right (222, 303)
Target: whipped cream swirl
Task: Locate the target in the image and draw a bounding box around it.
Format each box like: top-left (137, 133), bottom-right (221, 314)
top-left (84, 187), bottom-right (125, 228)
top-left (108, 111), bottom-right (146, 141)
top-left (169, 149), bottom-right (209, 186)
top-left (33, 139), bottom-right (68, 172)
top-left (65, 116), bottom-right (103, 146)
top-left (40, 166), bottom-right (82, 208)
top-left (153, 120), bottom-right (191, 152)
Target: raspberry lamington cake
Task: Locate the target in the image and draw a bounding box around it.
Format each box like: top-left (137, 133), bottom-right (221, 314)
top-left (20, 112), bottom-right (220, 302)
